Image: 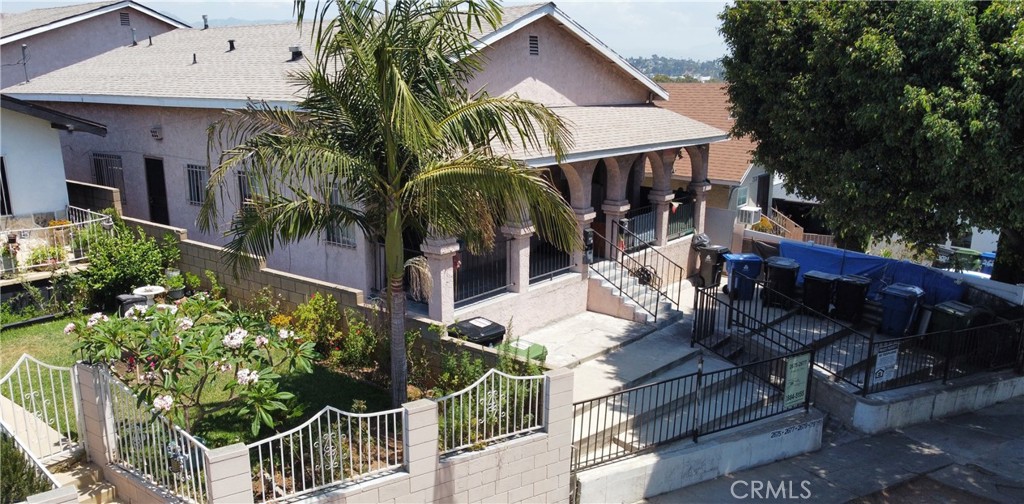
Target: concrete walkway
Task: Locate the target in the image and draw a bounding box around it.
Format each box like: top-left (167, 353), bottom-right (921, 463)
top-left (644, 395), bottom-right (1024, 504)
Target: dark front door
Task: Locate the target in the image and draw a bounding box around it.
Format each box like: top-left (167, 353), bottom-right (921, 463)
top-left (145, 158), bottom-right (169, 224)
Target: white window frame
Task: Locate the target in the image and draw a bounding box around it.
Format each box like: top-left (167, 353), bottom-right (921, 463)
top-left (325, 184), bottom-right (357, 248)
top-left (186, 164), bottom-right (208, 206)
top-left (734, 186), bottom-right (749, 210)
top-left (237, 168), bottom-right (251, 202)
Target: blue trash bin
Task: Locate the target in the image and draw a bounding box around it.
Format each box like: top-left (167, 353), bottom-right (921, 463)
top-left (724, 253), bottom-right (762, 300)
top-left (879, 283), bottom-right (925, 337)
top-left (980, 252), bottom-right (996, 274)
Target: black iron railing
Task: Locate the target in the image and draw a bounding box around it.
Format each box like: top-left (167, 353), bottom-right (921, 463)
top-left (454, 239), bottom-right (510, 307)
top-left (617, 223), bottom-right (685, 308)
top-left (588, 230), bottom-right (663, 321)
top-left (667, 199), bottom-right (695, 241)
top-left (571, 350), bottom-right (813, 471)
top-left (372, 245), bottom-right (428, 301)
top-left (529, 235), bottom-right (573, 284)
top-left (623, 205), bottom-right (657, 248)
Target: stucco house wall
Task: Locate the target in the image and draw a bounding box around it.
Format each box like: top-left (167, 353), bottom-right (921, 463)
top-left (1, 10), bottom-right (177, 89)
top-left (0, 107), bottom-right (69, 216)
top-left (466, 16), bottom-right (649, 107)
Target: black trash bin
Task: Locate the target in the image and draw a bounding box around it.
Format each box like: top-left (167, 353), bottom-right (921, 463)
top-left (696, 245), bottom-right (730, 288)
top-left (448, 317), bottom-right (506, 347)
top-left (924, 300), bottom-right (989, 352)
top-left (115, 294), bottom-right (147, 317)
top-left (763, 256), bottom-right (800, 308)
top-left (834, 275), bottom-right (871, 323)
top-left (803, 270), bottom-right (840, 316)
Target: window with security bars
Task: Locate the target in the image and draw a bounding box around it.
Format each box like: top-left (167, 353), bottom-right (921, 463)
top-left (325, 184), bottom-right (357, 248)
top-left (92, 153), bottom-right (126, 203)
top-left (186, 164), bottom-right (208, 206)
top-left (237, 169), bottom-right (251, 202)
top-left (0, 157), bottom-right (12, 215)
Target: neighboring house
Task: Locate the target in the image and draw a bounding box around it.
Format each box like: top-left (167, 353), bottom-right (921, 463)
top-left (3, 3), bottom-right (728, 331)
top-left (0, 0), bottom-right (187, 89)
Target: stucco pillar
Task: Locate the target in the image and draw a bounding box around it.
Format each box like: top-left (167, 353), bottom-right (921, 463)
top-left (73, 363), bottom-right (116, 467)
top-left (684, 144), bottom-right (711, 234)
top-left (206, 443), bottom-right (255, 503)
top-left (403, 399), bottom-right (439, 494)
top-left (602, 200), bottom-right (630, 259)
top-left (501, 223), bottom-right (535, 293)
top-left (572, 208), bottom-right (596, 277)
top-left (649, 189), bottom-right (673, 246)
top-left (421, 236), bottom-right (459, 324)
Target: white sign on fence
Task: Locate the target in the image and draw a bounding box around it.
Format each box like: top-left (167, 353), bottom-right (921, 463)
top-left (784, 353), bottom-right (811, 409)
top-left (872, 342), bottom-right (900, 384)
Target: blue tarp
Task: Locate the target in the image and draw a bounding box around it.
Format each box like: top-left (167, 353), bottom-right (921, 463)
top-left (776, 240), bottom-right (965, 305)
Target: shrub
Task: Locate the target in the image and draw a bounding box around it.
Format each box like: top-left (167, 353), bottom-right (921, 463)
top-left (292, 292), bottom-right (342, 354)
top-left (1, 432), bottom-right (54, 502)
top-left (27, 245), bottom-right (66, 268)
top-left (245, 286), bottom-right (283, 323)
top-left (204, 270), bottom-right (225, 299)
top-left (328, 309), bottom-right (382, 369)
top-left (77, 224), bottom-right (164, 309)
top-left (160, 233), bottom-right (181, 270)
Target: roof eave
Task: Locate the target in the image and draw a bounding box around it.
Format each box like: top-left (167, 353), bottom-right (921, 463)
top-left (1, 1), bottom-right (190, 46)
top-left (472, 3), bottom-right (669, 102)
top-left (1, 92), bottom-right (300, 111)
top-left (519, 133), bottom-right (730, 167)
top-left (1, 94), bottom-right (107, 136)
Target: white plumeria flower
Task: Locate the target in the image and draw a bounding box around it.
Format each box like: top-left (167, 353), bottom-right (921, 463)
top-left (87, 312), bottom-right (109, 327)
top-left (255, 335), bottom-right (269, 347)
top-left (152, 395), bottom-right (174, 412)
top-left (222, 327), bottom-right (247, 349)
top-left (64, 322), bottom-right (76, 334)
top-left (236, 368), bottom-right (259, 385)
top-left (177, 317), bottom-right (194, 331)
top-left (278, 329), bottom-right (294, 340)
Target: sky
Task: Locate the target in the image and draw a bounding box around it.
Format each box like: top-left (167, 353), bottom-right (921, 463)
top-left (2, 0), bottom-right (730, 60)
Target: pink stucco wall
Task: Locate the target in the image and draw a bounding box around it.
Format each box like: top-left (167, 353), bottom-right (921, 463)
top-left (466, 16), bottom-right (650, 106)
top-left (43, 101), bottom-right (373, 293)
top-left (1, 9), bottom-right (178, 89)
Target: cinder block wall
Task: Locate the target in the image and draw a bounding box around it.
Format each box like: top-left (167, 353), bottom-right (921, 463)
top-left (66, 180), bottom-right (122, 216)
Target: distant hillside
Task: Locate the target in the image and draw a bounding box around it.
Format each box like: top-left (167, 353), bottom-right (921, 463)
top-left (627, 56), bottom-right (724, 81)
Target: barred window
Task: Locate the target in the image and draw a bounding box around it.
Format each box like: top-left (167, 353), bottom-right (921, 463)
top-left (325, 184), bottom-right (357, 248)
top-left (92, 153), bottom-right (126, 203)
top-left (0, 157), bottom-right (11, 216)
top-left (186, 164), bottom-right (208, 206)
top-left (237, 169), bottom-right (251, 202)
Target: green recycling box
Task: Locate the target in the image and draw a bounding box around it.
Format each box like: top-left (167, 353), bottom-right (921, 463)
top-left (499, 339), bottom-right (548, 363)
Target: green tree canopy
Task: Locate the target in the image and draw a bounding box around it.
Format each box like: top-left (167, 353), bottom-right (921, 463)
top-left (200, 0), bottom-right (580, 406)
top-left (720, 0), bottom-right (1024, 283)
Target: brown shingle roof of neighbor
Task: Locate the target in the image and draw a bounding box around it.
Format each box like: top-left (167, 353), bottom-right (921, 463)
top-left (2, 22), bottom-right (313, 106)
top-left (0, 1), bottom-right (187, 41)
top-left (656, 82), bottom-right (756, 185)
top-left (494, 105), bottom-right (728, 166)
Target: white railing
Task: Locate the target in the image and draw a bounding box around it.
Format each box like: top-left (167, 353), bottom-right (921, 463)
top-left (101, 368), bottom-right (210, 504)
top-left (436, 369), bottom-right (545, 455)
top-left (0, 417), bottom-right (61, 490)
top-left (0, 354), bottom-right (81, 462)
top-left (247, 405), bottom-right (404, 503)
top-left (2, 206), bottom-right (111, 273)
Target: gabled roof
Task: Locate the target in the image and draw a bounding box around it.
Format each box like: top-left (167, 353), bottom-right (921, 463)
top-left (495, 105), bottom-right (728, 166)
top-left (1, 94), bottom-right (106, 136)
top-left (1, 1), bottom-right (189, 44)
top-left (656, 83), bottom-right (755, 185)
top-left (473, 3), bottom-right (668, 101)
top-left (2, 2), bottom-right (665, 109)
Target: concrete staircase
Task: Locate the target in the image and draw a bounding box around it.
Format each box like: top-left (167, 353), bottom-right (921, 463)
top-left (588, 259), bottom-right (675, 323)
top-left (53, 462), bottom-right (121, 504)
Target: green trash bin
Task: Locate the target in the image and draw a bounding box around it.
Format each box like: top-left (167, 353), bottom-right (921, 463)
top-left (498, 340), bottom-right (548, 363)
top-left (951, 247), bottom-right (982, 271)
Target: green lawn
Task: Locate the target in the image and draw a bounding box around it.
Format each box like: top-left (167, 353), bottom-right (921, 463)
top-left (0, 316), bottom-right (391, 448)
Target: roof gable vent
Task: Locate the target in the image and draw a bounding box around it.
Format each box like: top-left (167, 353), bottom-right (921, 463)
top-left (528, 35), bottom-right (539, 56)
top-left (120, 12), bottom-right (130, 26)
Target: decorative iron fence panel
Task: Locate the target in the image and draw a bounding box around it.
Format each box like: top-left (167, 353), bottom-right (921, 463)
top-left (247, 406), bottom-right (404, 503)
top-left (436, 369), bottom-right (545, 456)
top-left (454, 239), bottom-right (511, 307)
top-left (101, 368), bottom-right (210, 504)
top-left (667, 200), bottom-right (695, 241)
top-left (529, 235), bottom-right (572, 284)
top-left (0, 354), bottom-right (81, 462)
top-left (3, 206), bottom-right (111, 271)
top-left (0, 417), bottom-right (60, 491)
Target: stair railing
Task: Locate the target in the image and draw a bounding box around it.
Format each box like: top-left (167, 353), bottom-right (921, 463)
top-left (616, 219), bottom-right (685, 309)
top-left (768, 207), bottom-right (804, 241)
top-left (589, 230), bottom-right (662, 321)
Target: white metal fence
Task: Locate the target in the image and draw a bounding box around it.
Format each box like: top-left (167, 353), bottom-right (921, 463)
top-left (436, 369), bottom-right (545, 455)
top-left (247, 405), bottom-right (404, 502)
top-left (101, 367), bottom-right (210, 504)
top-left (0, 354), bottom-right (81, 462)
top-left (2, 206), bottom-right (111, 273)
top-left (0, 417), bottom-right (61, 490)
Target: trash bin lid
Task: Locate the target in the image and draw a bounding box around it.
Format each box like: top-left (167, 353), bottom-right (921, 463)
top-left (839, 274), bottom-right (872, 286)
top-left (723, 253), bottom-right (762, 263)
top-left (951, 247), bottom-right (982, 258)
top-left (501, 340), bottom-right (548, 361)
top-left (881, 283), bottom-right (925, 299)
top-left (980, 252), bottom-right (997, 260)
top-left (765, 256), bottom-right (800, 270)
top-left (804, 270), bottom-right (840, 282)
top-left (933, 300), bottom-right (975, 317)
top-left (706, 245), bottom-right (731, 253)
top-left (450, 317), bottom-right (505, 339)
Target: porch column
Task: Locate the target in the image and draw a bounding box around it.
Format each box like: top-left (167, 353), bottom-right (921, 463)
top-left (684, 144), bottom-right (711, 234)
top-left (501, 223), bottom-right (534, 293)
top-left (602, 200), bottom-right (630, 259)
top-left (572, 208), bottom-right (596, 277)
top-left (420, 236), bottom-right (459, 324)
top-left (560, 160), bottom-right (598, 279)
top-left (649, 189), bottom-right (673, 246)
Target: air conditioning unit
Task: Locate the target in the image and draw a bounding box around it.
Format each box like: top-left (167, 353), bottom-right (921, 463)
top-left (738, 205), bottom-right (762, 225)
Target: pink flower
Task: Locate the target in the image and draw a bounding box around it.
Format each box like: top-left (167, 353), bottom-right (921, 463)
top-left (177, 317), bottom-right (193, 331)
top-left (222, 328), bottom-right (247, 349)
top-left (140, 371), bottom-right (158, 384)
top-left (152, 395), bottom-right (173, 412)
top-left (64, 322), bottom-right (76, 334)
top-left (255, 335), bottom-right (269, 347)
top-left (87, 312), bottom-right (109, 328)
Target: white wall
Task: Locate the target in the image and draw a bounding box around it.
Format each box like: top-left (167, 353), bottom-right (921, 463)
top-left (970, 228), bottom-right (999, 253)
top-left (0, 108), bottom-right (69, 215)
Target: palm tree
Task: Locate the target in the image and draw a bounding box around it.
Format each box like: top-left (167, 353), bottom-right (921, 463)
top-left (200, 0), bottom-right (581, 406)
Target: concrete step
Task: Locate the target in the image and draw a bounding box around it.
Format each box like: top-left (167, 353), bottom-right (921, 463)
top-left (52, 462), bottom-right (119, 504)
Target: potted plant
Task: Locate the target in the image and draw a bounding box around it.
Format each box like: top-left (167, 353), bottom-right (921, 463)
top-left (1, 243), bottom-right (17, 273)
top-left (183, 272), bottom-right (201, 296)
top-left (165, 274), bottom-right (185, 300)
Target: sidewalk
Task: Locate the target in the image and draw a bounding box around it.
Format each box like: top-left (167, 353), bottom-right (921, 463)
top-left (643, 395), bottom-right (1024, 504)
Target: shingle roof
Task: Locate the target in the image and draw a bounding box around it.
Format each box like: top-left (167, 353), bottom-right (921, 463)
top-left (656, 82), bottom-right (755, 185)
top-left (495, 105), bottom-right (728, 166)
top-left (3, 22), bottom-right (312, 106)
top-left (0, 1), bottom-right (187, 42)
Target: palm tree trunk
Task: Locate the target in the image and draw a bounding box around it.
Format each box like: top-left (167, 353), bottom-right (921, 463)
top-left (386, 209), bottom-right (409, 407)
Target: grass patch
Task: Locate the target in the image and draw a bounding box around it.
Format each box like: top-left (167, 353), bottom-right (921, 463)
top-left (0, 317), bottom-right (77, 374)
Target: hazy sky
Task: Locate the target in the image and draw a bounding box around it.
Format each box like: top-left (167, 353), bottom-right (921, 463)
top-left (3, 1), bottom-right (730, 60)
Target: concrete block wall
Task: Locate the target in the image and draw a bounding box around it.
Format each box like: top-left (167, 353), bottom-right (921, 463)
top-left (25, 485), bottom-right (77, 504)
top-left (66, 180), bottom-right (122, 216)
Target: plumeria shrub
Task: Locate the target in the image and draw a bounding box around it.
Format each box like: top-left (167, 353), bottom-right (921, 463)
top-left (70, 294), bottom-right (318, 436)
